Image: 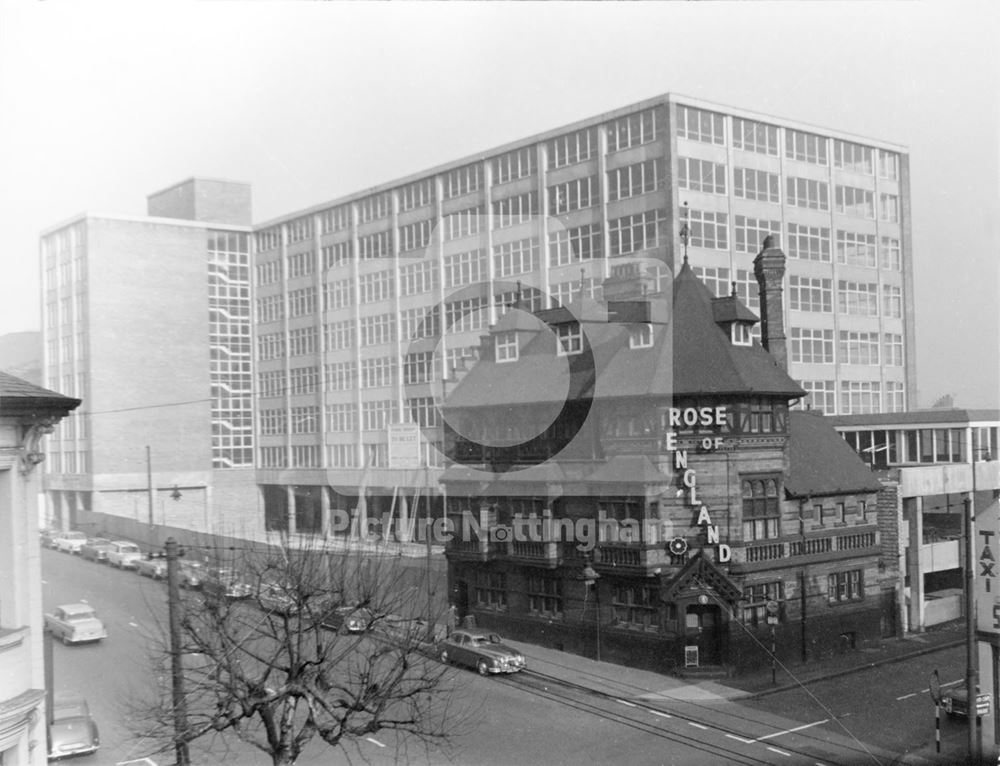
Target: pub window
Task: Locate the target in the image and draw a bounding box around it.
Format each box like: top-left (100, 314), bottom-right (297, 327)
top-left (828, 570), bottom-right (864, 603)
top-left (611, 583), bottom-right (660, 632)
top-left (742, 581), bottom-right (784, 626)
top-left (742, 478), bottom-right (780, 540)
top-left (475, 571), bottom-right (508, 611)
top-left (526, 571), bottom-right (563, 618)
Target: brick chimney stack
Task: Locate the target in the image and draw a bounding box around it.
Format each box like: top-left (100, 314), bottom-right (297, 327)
top-left (753, 234), bottom-right (788, 371)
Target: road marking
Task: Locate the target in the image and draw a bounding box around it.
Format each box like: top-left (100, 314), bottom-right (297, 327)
top-left (897, 692), bottom-right (917, 700)
top-left (365, 737), bottom-right (385, 748)
top-left (649, 710), bottom-right (672, 718)
top-left (688, 722), bottom-right (708, 730)
top-left (942, 679), bottom-right (962, 688)
top-left (725, 734), bottom-right (755, 744)
top-left (756, 719), bottom-right (828, 741)
top-left (767, 747), bottom-right (791, 756)
top-left (616, 699), bottom-right (637, 707)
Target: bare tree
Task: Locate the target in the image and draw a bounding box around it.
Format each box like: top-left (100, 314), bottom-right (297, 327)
top-left (136, 537), bottom-right (457, 766)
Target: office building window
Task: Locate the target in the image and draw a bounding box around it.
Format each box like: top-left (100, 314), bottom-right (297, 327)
top-left (833, 140), bottom-right (874, 175)
top-left (445, 346), bottom-right (479, 375)
top-left (358, 269), bottom-right (395, 303)
top-left (732, 117), bottom-right (778, 155)
top-left (610, 159), bottom-right (665, 200)
top-left (288, 327), bottom-right (317, 357)
top-left (256, 295), bottom-right (284, 324)
top-left (444, 164), bottom-right (483, 199)
top-left (677, 157), bottom-right (724, 195)
top-left (549, 278), bottom-right (599, 309)
top-left (883, 284), bottom-right (903, 318)
top-left (839, 331), bottom-right (880, 365)
top-left (878, 150), bottom-right (899, 180)
top-left (362, 399), bottom-right (397, 431)
top-left (493, 147), bottom-right (536, 185)
top-left (791, 328), bottom-right (833, 364)
top-left (399, 179), bottom-right (435, 211)
top-left (835, 185), bottom-right (875, 218)
top-left (742, 477), bottom-right (780, 541)
top-left (288, 287), bottom-right (317, 318)
top-left (360, 356), bottom-right (396, 388)
top-left (445, 296), bottom-right (489, 334)
top-left (403, 351), bottom-right (437, 384)
top-left (399, 260), bottom-right (439, 296)
top-left (786, 177), bottom-right (830, 211)
top-left (548, 176), bottom-right (598, 215)
top-left (260, 409), bottom-right (286, 436)
top-left (548, 127), bottom-right (598, 169)
top-left (837, 281), bottom-right (879, 316)
top-left (612, 584), bottom-right (660, 631)
top-left (836, 231), bottom-right (877, 268)
top-left (322, 241), bottom-right (352, 270)
top-left (326, 403), bottom-right (355, 433)
top-left (742, 582), bottom-right (784, 626)
top-left (527, 571), bottom-right (564, 618)
top-left (840, 381), bottom-right (881, 415)
top-left (734, 215), bottom-right (780, 254)
top-left (258, 370), bottom-right (284, 398)
top-left (326, 361), bottom-right (356, 391)
top-left (405, 396), bottom-right (439, 428)
top-left (879, 193), bottom-right (900, 223)
top-left (256, 227), bottom-right (281, 252)
top-left (358, 230), bottom-right (393, 260)
top-left (884, 334), bottom-right (904, 366)
top-left (493, 238), bottom-right (539, 277)
top-left (257, 332), bottom-right (286, 361)
top-left (786, 223), bottom-right (830, 262)
top-left (444, 206), bottom-right (484, 241)
top-left (686, 209), bottom-right (728, 250)
top-left (260, 447), bottom-right (287, 468)
top-left (256, 260), bottom-right (282, 285)
top-left (692, 265), bottom-right (730, 298)
top-left (323, 279), bottom-right (354, 311)
top-left (320, 206), bottom-right (351, 234)
top-left (880, 237), bottom-right (901, 271)
top-left (788, 276), bottom-right (832, 313)
top-left (329, 444), bottom-right (357, 468)
top-left (493, 191), bottom-right (539, 228)
top-left (799, 380), bottom-right (836, 414)
top-left (828, 570), bottom-right (864, 603)
top-left (676, 105), bottom-right (725, 145)
top-left (400, 219), bottom-right (434, 253)
top-left (289, 366), bottom-right (320, 395)
top-left (733, 167), bottom-right (779, 203)
top-left (609, 210), bottom-right (665, 256)
top-left (549, 223), bottom-right (602, 266)
top-left (885, 382), bottom-right (906, 413)
top-left (607, 108), bottom-right (661, 152)
top-left (556, 322), bottom-right (582, 356)
top-left (443, 248), bottom-right (488, 288)
top-left (785, 129), bottom-right (828, 165)
top-left (359, 313), bottom-right (397, 346)
top-left (290, 406), bottom-right (319, 434)
top-left (400, 306), bottom-right (440, 341)
top-left (359, 194), bottom-right (390, 223)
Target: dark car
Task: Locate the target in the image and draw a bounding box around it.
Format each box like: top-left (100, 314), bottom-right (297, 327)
top-left (202, 567), bottom-right (253, 601)
top-left (48, 692), bottom-right (100, 760)
top-left (438, 629), bottom-right (526, 675)
top-left (79, 537), bottom-right (115, 563)
top-left (322, 604), bottom-right (376, 634)
top-left (942, 684), bottom-right (991, 717)
top-left (178, 559), bottom-right (206, 589)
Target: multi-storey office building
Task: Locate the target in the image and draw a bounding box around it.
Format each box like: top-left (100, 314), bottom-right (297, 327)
top-left (254, 93), bottom-right (912, 538)
top-left (40, 178), bottom-right (259, 540)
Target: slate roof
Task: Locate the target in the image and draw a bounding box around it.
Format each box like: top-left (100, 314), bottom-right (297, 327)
top-left (445, 261), bottom-right (804, 410)
top-left (0, 371), bottom-right (80, 416)
top-left (785, 410), bottom-right (883, 497)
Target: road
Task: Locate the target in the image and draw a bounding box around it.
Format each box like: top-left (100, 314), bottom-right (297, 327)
top-left (42, 547), bottom-right (962, 765)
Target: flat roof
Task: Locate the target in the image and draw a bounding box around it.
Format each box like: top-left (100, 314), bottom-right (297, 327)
top-left (828, 409), bottom-right (1000, 429)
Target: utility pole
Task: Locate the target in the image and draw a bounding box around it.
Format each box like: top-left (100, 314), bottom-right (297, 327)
top-left (146, 445), bottom-right (154, 527)
top-left (166, 537), bottom-right (190, 766)
top-left (965, 488), bottom-right (979, 764)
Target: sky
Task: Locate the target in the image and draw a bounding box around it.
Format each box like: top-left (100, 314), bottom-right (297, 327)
top-left (0, 0), bottom-right (997, 409)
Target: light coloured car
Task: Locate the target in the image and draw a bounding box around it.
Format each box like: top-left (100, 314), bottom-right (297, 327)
top-left (51, 530), bottom-right (88, 554)
top-left (48, 692), bottom-right (100, 760)
top-left (44, 603), bottom-right (108, 645)
top-left (135, 556), bottom-right (168, 579)
top-left (106, 540), bottom-right (142, 569)
top-left (438, 629), bottom-right (525, 675)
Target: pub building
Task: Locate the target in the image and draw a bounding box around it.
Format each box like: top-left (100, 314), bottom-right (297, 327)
top-left (440, 237), bottom-right (888, 674)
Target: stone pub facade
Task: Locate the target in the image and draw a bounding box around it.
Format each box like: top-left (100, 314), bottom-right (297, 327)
top-left (441, 238), bottom-right (890, 674)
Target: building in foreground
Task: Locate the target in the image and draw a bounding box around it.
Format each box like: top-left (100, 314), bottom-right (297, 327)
top-left (440, 240), bottom-right (889, 673)
top-left (0, 372), bottom-right (79, 766)
top-left (39, 178), bottom-right (259, 542)
top-left (252, 92), bottom-right (913, 544)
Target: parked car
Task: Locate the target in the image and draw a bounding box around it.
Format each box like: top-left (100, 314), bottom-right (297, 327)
top-left (256, 580), bottom-right (336, 616)
top-left (438, 629), bottom-right (525, 675)
top-left (40, 528), bottom-right (59, 548)
top-left (178, 559), bottom-right (205, 589)
top-left (79, 537), bottom-right (115, 563)
top-left (322, 604), bottom-right (376, 634)
top-left (44, 603), bottom-right (108, 645)
top-left (51, 530), bottom-right (88, 554)
top-left (941, 684), bottom-right (991, 717)
top-left (135, 556), bottom-right (169, 579)
top-left (203, 567), bottom-right (253, 601)
top-left (48, 692), bottom-right (100, 760)
top-left (106, 541), bottom-right (143, 569)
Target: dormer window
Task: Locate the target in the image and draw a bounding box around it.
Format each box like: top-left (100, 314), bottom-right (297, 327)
top-left (731, 323), bottom-right (752, 346)
top-left (495, 331), bottom-right (518, 363)
top-left (629, 324), bottom-right (653, 349)
top-left (556, 322), bottom-right (582, 356)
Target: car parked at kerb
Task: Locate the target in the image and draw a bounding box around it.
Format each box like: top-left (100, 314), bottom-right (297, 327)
top-left (438, 629), bottom-right (526, 675)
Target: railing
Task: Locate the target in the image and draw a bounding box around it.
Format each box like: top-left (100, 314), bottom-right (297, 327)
top-left (740, 527), bottom-right (879, 565)
top-left (744, 542), bottom-right (784, 563)
top-left (838, 531), bottom-right (877, 550)
top-left (597, 546), bottom-right (641, 567)
top-left (788, 537), bottom-right (833, 556)
top-left (511, 540), bottom-right (548, 558)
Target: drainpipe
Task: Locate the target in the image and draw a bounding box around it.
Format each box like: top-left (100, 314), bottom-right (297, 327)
top-left (800, 498), bottom-right (808, 663)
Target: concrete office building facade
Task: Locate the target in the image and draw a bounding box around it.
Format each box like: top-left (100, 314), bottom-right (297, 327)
top-left (40, 179), bottom-right (260, 540)
top-left (253, 93), bottom-right (913, 539)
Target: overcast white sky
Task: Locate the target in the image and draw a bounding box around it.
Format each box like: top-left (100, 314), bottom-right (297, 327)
top-left (1, 0), bottom-right (997, 408)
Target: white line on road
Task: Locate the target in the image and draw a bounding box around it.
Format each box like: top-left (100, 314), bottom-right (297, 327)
top-left (688, 722), bottom-right (708, 730)
top-left (649, 710), bottom-right (672, 719)
top-left (616, 699), bottom-right (638, 707)
top-left (756, 719), bottom-right (828, 741)
top-left (365, 738), bottom-right (385, 748)
top-left (725, 734), bottom-right (755, 744)
top-left (896, 692), bottom-right (917, 700)
top-left (766, 747), bottom-right (791, 756)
